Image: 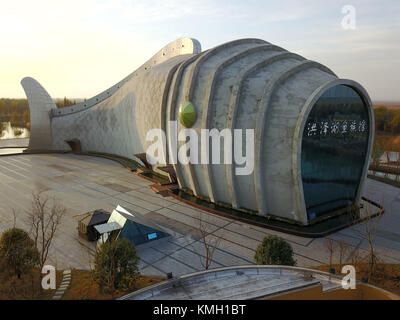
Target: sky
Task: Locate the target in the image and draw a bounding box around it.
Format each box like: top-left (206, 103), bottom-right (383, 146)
top-left (0, 0), bottom-right (399, 101)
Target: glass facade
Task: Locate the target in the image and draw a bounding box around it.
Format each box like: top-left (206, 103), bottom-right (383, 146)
top-left (118, 220), bottom-right (169, 246)
top-left (301, 85), bottom-right (369, 220)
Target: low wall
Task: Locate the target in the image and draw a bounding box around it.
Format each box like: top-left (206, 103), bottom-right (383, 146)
top-left (270, 283), bottom-right (399, 300)
top-left (0, 138), bottom-right (29, 148)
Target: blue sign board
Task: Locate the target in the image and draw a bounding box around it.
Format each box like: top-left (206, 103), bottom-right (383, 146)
top-left (147, 232), bottom-right (157, 240)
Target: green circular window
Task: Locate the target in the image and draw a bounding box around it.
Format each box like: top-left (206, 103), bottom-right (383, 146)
top-left (179, 101), bottom-right (196, 128)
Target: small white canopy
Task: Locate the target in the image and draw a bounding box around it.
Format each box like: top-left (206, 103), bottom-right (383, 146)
top-left (116, 205), bottom-right (135, 217)
top-left (94, 221), bottom-right (122, 234)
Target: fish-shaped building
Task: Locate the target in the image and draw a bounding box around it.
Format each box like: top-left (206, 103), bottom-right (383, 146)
top-left (21, 37), bottom-right (374, 225)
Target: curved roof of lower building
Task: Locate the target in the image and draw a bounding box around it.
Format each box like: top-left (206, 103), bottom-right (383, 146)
top-left (119, 265), bottom-right (348, 300)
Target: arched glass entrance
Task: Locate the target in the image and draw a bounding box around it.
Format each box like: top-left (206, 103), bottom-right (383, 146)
top-left (301, 85), bottom-right (370, 220)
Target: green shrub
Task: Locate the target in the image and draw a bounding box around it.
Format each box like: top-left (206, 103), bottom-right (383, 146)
top-left (0, 228), bottom-right (39, 278)
top-left (254, 235), bottom-right (296, 266)
top-left (93, 238), bottom-right (140, 293)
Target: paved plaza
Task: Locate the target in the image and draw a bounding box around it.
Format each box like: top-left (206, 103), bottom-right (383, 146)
top-left (0, 152), bottom-right (398, 278)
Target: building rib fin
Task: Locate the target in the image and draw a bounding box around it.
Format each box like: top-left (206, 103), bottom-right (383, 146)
top-left (20, 77), bottom-right (56, 150)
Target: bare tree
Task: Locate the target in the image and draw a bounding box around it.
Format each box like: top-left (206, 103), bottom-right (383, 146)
top-left (27, 193), bottom-right (66, 272)
top-left (324, 238), bottom-right (335, 269)
top-left (349, 247), bottom-right (363, 271)
top-left (353, 201), bottom-right (385, 282)
top-left (371, 138), bottom-right (383, 176)
top-left (337, 240), bottom-right (349, 270)
top-left (381, 137), bottom-right (393, 165)
top-left (196, 214), bottom-right (223, 270)
top-left (12, 209), bottom-right (17, 228)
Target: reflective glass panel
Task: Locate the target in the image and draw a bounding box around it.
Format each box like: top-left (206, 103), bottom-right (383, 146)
top-left (301, 85), bottom-right (369, 220)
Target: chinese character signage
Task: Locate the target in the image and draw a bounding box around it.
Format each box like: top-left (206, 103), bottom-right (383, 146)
top-left (306, 119), bottom-right (367, 137)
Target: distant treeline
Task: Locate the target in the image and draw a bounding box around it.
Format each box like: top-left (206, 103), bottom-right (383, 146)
top-left (0, 98), bottom-right (30, 128)
top-left (374, 106), bottom-right (400, 135)
top-left (0, 97), bottom-right (77, 129)
top-left (1, 98), bottom-right (399, 134)
top-left (56, 97), bottom-right (77, 108)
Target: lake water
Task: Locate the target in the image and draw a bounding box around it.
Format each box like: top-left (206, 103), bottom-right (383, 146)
top-left (0, 122), bottom-right (29, 154)
top-left (0, 122), bottom-right (30, 139)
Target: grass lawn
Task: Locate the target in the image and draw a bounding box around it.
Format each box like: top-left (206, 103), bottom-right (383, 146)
top-left (61, 269), bottom-right (164, 300)
top-left (0, 268), bottom-right (163, 300)
top-left (0, 269), bottom-right (63, 300)
top-left (313, 263), bottom-right (400, 296)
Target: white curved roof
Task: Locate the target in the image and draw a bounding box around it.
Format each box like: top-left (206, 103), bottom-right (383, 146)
top-left (119, 266), bottom-right (344, 300)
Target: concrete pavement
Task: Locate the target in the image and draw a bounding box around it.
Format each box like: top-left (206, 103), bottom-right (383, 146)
top-left (0, 153), bottom-right (398, 278)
